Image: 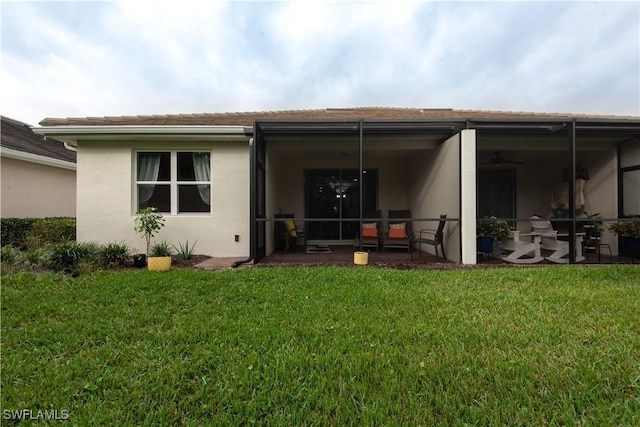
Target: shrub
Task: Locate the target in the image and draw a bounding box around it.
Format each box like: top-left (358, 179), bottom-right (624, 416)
top-left (609, 217), bottom-right (640, 238)
top-left (173, 240), bottom-right (197, 260)
top-left (1, 245), bottom-right (23, 274)
top-left (477, 217), bottom-right (512, 240)
top-left (25, 218), bottom-right (76, 249)
top-left (47, 241), bottom-right (100, 275)
top-left (149, 241), bottom-right (172, 257)
top-left (1, 246), bottom-right (51, 273)
top-left (1, 245), bottom-right (21, 264)
top-left (0, 218), bottom-right (37, 248)
top-left (101, 242), bottom-right (131, 267)
top-left (22, 247), bottom-right (51, 270)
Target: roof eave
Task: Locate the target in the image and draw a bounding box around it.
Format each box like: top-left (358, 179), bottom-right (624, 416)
top-left (32, 125), bottom-right (251, 146)
top-left (1, 147), bottom-right (77, 170)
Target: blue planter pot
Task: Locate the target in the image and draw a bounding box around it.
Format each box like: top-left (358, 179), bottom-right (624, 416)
top-left (477, 237), bottom-right (494, 255)
top-left (621, 236), bottom-right (640, 259)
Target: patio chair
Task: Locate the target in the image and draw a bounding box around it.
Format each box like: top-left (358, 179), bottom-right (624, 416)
top-left (499, 231), bottom-right (544, 264)
top-left (530, 216), bottom-right (585, 263)
top-left (413, 214), bottom-right (447, 260)
top-left (353, 210), bottom-right (382, 251)
top-left (382, 210), bottom-right (412, 255)
top-left (275, 213), bottom-right (305, 252)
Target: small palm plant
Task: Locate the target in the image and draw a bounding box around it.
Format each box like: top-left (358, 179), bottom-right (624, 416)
top-left (173, 240), bottom-right (197, 260)
top-left (149, 241), bottom-right (172, 257)
top-left (101, 241), bottom-right (131, 267)
top-left (134, 207), bottom-right (165, 255)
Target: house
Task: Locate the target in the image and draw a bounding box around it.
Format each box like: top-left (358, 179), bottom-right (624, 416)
top-left (1, 116), bottom-right (76, 218)
top-left (33, 108), bottom-right (640, 264)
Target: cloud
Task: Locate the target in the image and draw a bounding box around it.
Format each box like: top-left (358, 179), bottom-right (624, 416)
top-left (1, 0), bottom-right (638, 126)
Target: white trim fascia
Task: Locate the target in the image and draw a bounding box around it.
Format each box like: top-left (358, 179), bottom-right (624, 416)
top-left (32, 125), bottom-right (250, 146)
top-left (1, 147), bottom-right (77, 170)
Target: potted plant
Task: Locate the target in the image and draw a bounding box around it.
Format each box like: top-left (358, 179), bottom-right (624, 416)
top-left (582, 212), bottom-right (603, 252)
top-left (477, 217), bottom-right (512, 255)
top-left (609, 217), bottom-right (640, 259)
top-left (583, 211), bottom-right (603, 231)
top-left (133, 207), bottom-right (166, 268)
top-left (552, 202), bottom-right (566, 219)
top-left (148, 240), bottom-right (172, 271)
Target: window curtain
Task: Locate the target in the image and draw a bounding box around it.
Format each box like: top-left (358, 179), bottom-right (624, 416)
top-left (138, 153), bottom-right (161, 207)
top-left (192, 152), bottom-right (211, 205)
top-left (552, 179), bottom-right (586, 210)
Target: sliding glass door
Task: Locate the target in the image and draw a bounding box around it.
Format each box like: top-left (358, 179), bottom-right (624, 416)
top-left (478, 168), bottom-right (515, 221)
top-left (304, 169), bottom-right (377, 241)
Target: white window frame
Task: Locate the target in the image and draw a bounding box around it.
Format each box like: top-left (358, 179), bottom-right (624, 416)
top-left (135, 150), bottom-right (212, 215)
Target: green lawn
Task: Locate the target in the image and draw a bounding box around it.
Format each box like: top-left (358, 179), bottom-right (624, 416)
top-left (2, 266), bottom-right (639, 425)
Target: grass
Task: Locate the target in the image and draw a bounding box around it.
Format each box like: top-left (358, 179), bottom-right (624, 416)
top-left (2, 266), bottom-right (639, 425)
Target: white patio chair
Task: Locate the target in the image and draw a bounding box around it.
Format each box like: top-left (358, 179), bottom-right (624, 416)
top-left (499, 231), bottom-right (544, 264)
top-left (530, 216), bottom-right (585, 263)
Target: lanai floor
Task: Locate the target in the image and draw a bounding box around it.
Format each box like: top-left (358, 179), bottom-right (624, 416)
top-left (195, 244), bottom-right (635, 271)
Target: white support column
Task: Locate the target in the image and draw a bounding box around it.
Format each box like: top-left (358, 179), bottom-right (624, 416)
top-left (460, 129), bottom-right (477, 264)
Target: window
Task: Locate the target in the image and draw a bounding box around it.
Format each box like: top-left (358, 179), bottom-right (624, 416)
top-left (136, 151), bottom-right (211, 214)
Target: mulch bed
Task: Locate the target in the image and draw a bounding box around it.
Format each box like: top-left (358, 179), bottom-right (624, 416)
top-left (170, 255), bottom-right (212, 268)
top-left (116, 254), bottom-right (630, 272)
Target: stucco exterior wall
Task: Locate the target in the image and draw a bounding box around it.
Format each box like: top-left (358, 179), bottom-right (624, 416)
top-left (376, 151), bottom-right (410, 212)
top-left (1, 157), bottom-right (76, 218)
top-left (407, 133), bottom-right (463, 262)
top-left (76, 140), bottom-right (249, 257)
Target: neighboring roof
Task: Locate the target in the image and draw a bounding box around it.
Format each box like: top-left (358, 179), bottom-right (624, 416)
top-left (2, 116), bottom-right (76, 163)
top-left (38, 107), bottom-right (640, 127)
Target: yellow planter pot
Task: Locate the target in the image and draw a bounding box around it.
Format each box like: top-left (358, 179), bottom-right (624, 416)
top-left (147, 256), bottom-right (171, 271)
top-left (353, 251), bottom-right (369, 265)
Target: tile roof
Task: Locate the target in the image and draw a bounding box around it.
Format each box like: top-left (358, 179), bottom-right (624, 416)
top-left (1, 116), bottom-right (77, 163)
top-left (39, 107), bottom-right (640, 127)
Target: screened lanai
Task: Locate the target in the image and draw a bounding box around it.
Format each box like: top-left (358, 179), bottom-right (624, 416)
top-left (251, 119), bottom-right (470, 262)
top-left (475, 118), bottom-right (640, 263)
top-left (250, 116), bottom-right (640, 265)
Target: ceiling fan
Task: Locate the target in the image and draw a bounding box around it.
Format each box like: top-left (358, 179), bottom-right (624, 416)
top-left (480, 151), bottom-right (524, 166)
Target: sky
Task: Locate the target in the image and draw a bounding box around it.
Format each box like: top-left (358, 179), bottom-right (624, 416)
top-left (1, 0), bottom-right (639, 126)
